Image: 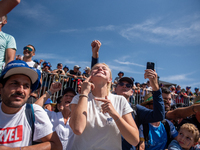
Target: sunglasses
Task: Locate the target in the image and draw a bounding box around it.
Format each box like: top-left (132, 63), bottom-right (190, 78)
top-left (118, 82), bottom-right (132, 88)
top-left (23, 46), bottom-right (33, 52)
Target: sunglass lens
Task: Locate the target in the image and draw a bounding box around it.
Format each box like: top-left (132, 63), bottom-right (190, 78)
top-left (23, 47), bottom-right (33, 52)
top-left (119, 82), bottom-right (124, 86)
top-left (126, 84), bottom-right (132, 88)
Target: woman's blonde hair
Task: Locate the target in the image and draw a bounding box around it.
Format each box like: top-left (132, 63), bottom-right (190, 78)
top-left (180, 123), bottom-right (199, 143)
top-left (91, 63), bottom-right (112, 95)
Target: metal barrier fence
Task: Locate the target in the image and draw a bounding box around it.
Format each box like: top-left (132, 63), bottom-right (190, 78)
top-left (39, 72), bottom-right (192, 106)
top-left (39, 72), bottom-right (83, 102)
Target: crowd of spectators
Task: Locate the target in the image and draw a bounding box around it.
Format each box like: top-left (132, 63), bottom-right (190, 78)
top-left (1, 2), bottom-right (200, 149)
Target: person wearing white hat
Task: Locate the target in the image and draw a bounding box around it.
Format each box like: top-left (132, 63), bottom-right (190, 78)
top-left (82, 66), bottom-right (91, 79)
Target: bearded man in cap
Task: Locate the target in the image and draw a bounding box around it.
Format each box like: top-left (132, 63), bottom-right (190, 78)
top-left (0, 60), bottom-right (62, 149)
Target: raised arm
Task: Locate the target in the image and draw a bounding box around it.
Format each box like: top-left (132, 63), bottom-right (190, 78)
top-left (166, 104), bottom-right (200, 120)
top-left (34, 82), bottom-right (61, 107)
top-left (137, 69), bottom-right (165, 125)
top-left (91, 40), bottom-right (101, 68)
top-left (0, 0), bottom-right (20, 17)
top-left (69, 76), bottom-right (94, 135)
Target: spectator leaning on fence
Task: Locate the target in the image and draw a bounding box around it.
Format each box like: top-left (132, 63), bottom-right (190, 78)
top-left (0, 60), bottom-right (62, 149)
top-left (82, 66), bottom-right (91, 79)
top-left (22, 44), bottom-right (41, 72)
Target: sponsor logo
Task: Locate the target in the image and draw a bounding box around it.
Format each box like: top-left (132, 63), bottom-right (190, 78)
top-left (0, 125), bottom-right (23, 144)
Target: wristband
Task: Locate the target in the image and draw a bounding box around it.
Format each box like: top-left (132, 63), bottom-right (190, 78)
top-left (79, 94), bottom-right (88, 99)
top-left (115, 117), bottom-right (121, 123)
top-left (46, 90), bottom-right (52, 96)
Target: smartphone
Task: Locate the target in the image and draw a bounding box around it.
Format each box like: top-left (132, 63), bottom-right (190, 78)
top-left (146, 62), bottom-right (155, 70)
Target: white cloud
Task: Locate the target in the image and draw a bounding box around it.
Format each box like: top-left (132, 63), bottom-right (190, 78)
top-left (119, 15), bottom-right (200, 45)
top-left (59, 13), bottom-right (200, 46)
top-left (114, 60), bottom-right (145, 68)
top-left (160, 72), bottom-right (195, 82)
top-left (15, 2), bottom-right (53, 23)
top-left (108, 64), bottom-right (143, 75)
top-left (34, 53), bottom-right (58, 59)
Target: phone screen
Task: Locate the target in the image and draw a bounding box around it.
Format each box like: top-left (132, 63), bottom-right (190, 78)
top-left (146, 62), bottom-right (155, 70)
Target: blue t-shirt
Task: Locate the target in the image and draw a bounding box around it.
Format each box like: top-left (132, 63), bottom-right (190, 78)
top-left (139, 120), bottom-right (178, 150)
top-left (0, 31), bottom-right (17, 72)
top-left (168, 140), bottom-right (198, 150)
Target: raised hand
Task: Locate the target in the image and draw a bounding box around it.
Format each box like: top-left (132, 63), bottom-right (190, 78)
top-left (91, 40), bottom-right (101, 59)
top-left (144, 69), bottom-right (159, 91)
top-left (95, 96), bottom-right (117, 117)
top-left (81, 76), bottom-right (95, 95)
top-left (49, 82), bottom-right (62, 94)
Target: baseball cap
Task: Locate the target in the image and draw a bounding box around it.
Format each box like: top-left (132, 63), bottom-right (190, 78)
top-left (44, 98), bottom-right (56, 106)
top-left (33, 59), bottom-right (39, 64)
top-left (63, 87), bottom-right (77, 96)
top-left (74, 65), bottom-right (81, 69)
top-left (31, 67), bottom-right (41, 90)
top-left (84, 66), bottom-right (90, 71)
top-left (42, 61), bottom-right (48, 65)
top-left (118, 77), bottom-right (133, 87)
top-left (0, 60), bottom-right (39, 91)
top-left (141, 93), bottom-right (153, 106)
top-left (118, 71), bottom-right (124, 76)
top-left (63, 65), bottom-right (69, 70)
top-left (45, 63), bottom-right (51, 68)
top-left (193, 96), bottom-right (200, 105)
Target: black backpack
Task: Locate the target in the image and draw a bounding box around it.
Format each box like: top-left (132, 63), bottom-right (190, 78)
top-left (142, 119), bottom-right (172, 148)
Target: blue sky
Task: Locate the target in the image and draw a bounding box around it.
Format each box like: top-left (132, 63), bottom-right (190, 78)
top-left (3, 0), bottom-right (200, 92)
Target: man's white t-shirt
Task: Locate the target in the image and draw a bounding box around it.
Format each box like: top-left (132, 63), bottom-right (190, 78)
top-left (0, 103), bottom-right (53, 147)
top-left (46, 111), bottom-right (75, 150)
top-left (70, 92), bottom-right (133, 150)
top-left (25, 60), bottom-right (42, 72)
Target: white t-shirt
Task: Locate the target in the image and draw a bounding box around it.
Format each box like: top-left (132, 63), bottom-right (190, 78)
top-left (46, 111), bottom-right (75, 150)
top-left (0, 103), bottom-right (53, 147)
top-left (25, 60), bottom-right (42, 72)
top-left (70, 92), bottom-right (133, 150)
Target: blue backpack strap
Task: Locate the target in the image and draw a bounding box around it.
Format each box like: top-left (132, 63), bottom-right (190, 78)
top-left (25, 103), bottom-right (35, 144)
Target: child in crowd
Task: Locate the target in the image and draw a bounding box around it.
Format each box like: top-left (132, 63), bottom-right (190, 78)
top-left (168, 123), bottom-right (200, 150)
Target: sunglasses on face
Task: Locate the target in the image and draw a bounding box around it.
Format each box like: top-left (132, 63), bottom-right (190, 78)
top-left (23, 46), bottom-right (33, 52)
top-left (118, 82), bottom-right (132, 88)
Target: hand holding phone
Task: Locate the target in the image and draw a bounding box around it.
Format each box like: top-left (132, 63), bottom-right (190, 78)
top-left (146, 62), bottom-right (155, 70)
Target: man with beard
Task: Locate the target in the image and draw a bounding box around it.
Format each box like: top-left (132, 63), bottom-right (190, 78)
top-left (22, 44), bottom-right (41, 71)
top-left (162, 87), bottom-right (200, 121)
top-left (115, 71), bottom-right (165, 150)
top-left (0, 60), bottom-right (62, 149)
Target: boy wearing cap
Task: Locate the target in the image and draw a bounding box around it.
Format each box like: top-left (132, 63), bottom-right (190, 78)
top-left (44, 98), bottom-right (56, 111)
top-left (0, 60), bottom-right (62, 149)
